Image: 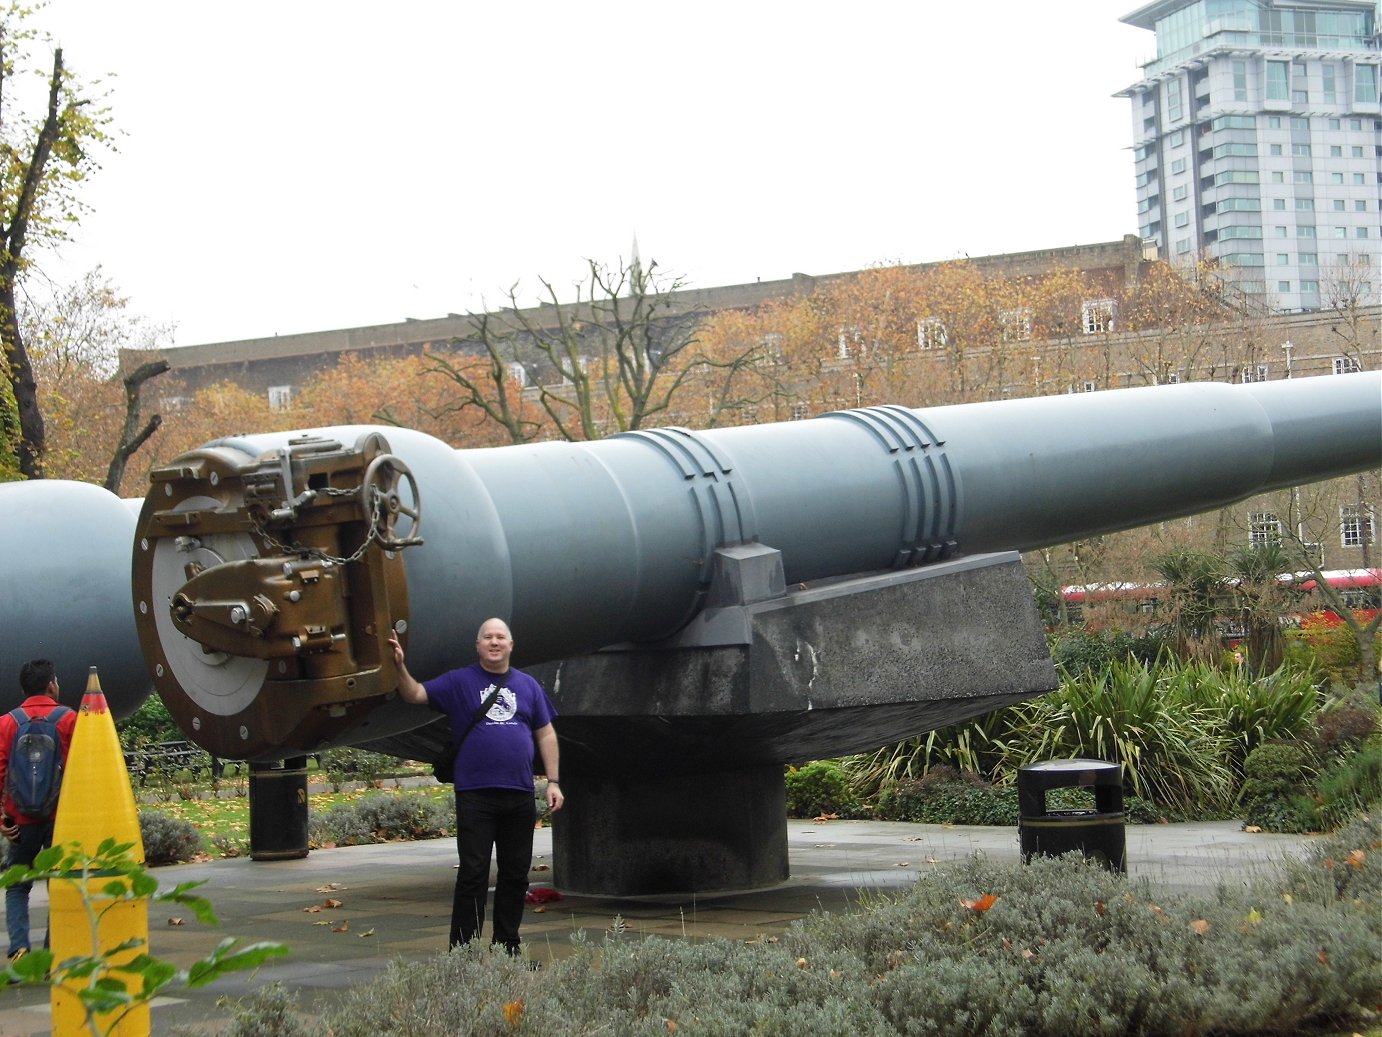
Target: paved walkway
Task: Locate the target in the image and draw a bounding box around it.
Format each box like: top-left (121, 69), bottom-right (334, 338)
top-left (0, 820), bottom-right (1319, 1036)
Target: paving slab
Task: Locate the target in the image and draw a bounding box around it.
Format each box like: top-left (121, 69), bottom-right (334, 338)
top-left (0, 820), bottom-right (1319, 1036)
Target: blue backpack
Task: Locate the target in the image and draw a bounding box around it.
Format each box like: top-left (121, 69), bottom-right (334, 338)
top-left (6, 706), bottom-right (72, 819)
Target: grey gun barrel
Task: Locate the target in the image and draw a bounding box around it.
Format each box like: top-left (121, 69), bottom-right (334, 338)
top-left (112, 371), bottom-right (1379, 760)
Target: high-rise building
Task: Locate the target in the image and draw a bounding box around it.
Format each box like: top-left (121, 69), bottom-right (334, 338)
top-left (1119, 0), bottom-right (1381, 313)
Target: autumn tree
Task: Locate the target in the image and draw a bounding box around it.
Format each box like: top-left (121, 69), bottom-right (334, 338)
top-left (24, 268), bottom-right (171, 490)
top-left (0, 6), bottom-right (112, 478)
top-left (427, 257), bottom-right (765, 444)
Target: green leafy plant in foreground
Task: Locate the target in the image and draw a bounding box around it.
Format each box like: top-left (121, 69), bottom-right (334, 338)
top-left (0, 838), bottom-right (288, 1037)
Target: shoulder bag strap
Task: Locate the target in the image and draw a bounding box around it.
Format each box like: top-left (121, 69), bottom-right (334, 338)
top-left (452, 675), bottom-right (507, 755)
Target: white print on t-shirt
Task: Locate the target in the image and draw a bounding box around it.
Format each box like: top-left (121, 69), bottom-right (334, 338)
top-left (485, 687), bottom-right (517, 723)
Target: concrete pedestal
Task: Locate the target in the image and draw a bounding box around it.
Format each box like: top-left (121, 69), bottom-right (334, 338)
top-left (553, 763), bottom-right (788, 894)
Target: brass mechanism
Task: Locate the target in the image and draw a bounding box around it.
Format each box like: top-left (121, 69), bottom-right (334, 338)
top-left (132, 432), bottom-right (421, 760)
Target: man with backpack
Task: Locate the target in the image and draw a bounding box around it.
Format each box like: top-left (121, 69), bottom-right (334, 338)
top-left (0, 659), bottom-right (77, 963)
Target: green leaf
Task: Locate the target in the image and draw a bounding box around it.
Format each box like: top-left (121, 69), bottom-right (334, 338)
top-left (184, 939), bottom-right (289, 989)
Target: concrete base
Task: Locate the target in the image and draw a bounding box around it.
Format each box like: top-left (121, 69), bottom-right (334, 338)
top-left (554, 763), bottom-right (788, 895)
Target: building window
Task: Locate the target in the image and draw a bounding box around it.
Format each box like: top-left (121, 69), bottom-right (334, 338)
top-left (838, 326), bottom-right (864, 358)
top-left (1173, 184), bottom-right (1188, 201)
top-left (1266, 60), bottom-right (1289, 101)
top-left (1352, 146), bottom-right (1365, 158)
top-left (1333, 199), bottom-right (1347, 211)
top-left (1323, 64), bottom-right (1337, 103)
top-left (1334, 355), bottom-right (1361, 374)
top-left (915, 319), bottom-right (947, 351)
top-left (1276, 253), bottom-right (1290, 265)
top-left (998, 309), bottom-right (1031, 342)
top-left (1332, 172), bottom-right (1345, 184)
top-left (1278, 280), bottom-right (1291, 292)
top-left (1174, 212), bottom-right (1189, 228)
top-left (1249, 512), bottom-right (1282, 546)
top-left (1168, 78), bottom-right (1183, 122)
top-left (1241, 364), bottom-right (1269, 383)
top-left (1353, 173), bottom-right (1366, 185)
top-left (1296, 199), bottom-right (1314, 211)
top-left (1269, 143), bottom-right (1283, 156)
top-left (1233, 61), bottom-right (1248, 101)
top-left (1357, 201), bottom-right (1368, 212)
top-left (1358, 227), bottom-right (1371, 239)
top-left (267, 385), bottom-right (293, 412)
top-left (1274, 226), bottom-right (1288, 237)
top-left (1300, 253), bottom-right (1318, 265)
top-left (1341, 505), bottom-right (1376, 548)
top-left (1301, 280), bottom-right (1320, 292)
top-left (1169, 129), bottom-right (1185, 147)
top-left (1081, 299), bottom-right (1116, 334)
top-left (1355, 64), bottom-right (1378, 104)
top-left (1330, 145), bottom-right (1343, 157)
top-left (1289, 117), bottom-right (1309, 130)
top-left (1292, 171), bottom-right (1313, 184)
top-left (1171, 157), bottom-right (1187, 174)
top-left (1272, 198), bottom-right (1286, 210)
top-left (1291, 144), bottom-right (1311, 157)
top-left (1271, 171), bottom-right (1285, 183)
top-left (790, 402), bottom-right (809, 421)
top-left (1299, 226), bottom-right (1317, 238)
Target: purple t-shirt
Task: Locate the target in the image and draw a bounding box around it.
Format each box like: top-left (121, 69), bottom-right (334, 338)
top-left (424, 663), bottom-right (557, 792)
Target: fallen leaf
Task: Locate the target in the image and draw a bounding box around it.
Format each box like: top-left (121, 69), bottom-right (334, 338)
top-left (316, 883), bottom-right (345, 893)
top-left (813, 813), bottom-right (839, 824)
top-left (321, 898), bottom-right (343, 909)
top-left (303, 906), bottom-right (322, 914)
top-left (1247, 908), bottom-right (1262, 926)
top-left (664, 1021), bottom-right (678, 1034)
top-left (1317, 949), bottom-right (1329, 965)
top-left (1190, 919), bottom-right (1210, 936)
top-left (332, 920), bottom-right (350, 933)
top-left (1244, 825), bottom-right (1262, 833)
top-left (1346, 849), bottom-right (1365, 870)
top-left (166, 918), bottom-right (185, 926)
top-left (532, 906), bottom-right (546, 914)
top-left (796, 957), bottom-right (808, 969)
top-left (895, 862), bottom-right (910, 868)
top-left (531, 863), bottom-right (550, 872)
top-left (503, 1000), bottom-right (524, 1026)
top-left (1094, 901), bottom-right (1106, 917)
top-left (359, 928), bottom-right (375, 938)
top-left (961, 893), bottom-right (999, 912)
top-left (1022, 948), bottom-right (1035, 960)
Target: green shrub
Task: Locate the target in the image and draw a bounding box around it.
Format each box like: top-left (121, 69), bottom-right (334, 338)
top-left (139, 809), bottom-right (205, 865)
top-left (319, 747), bottom-right (401, 790)
top-left (281, 840), bottom-right (1382, 1037)
top-left (1240, 740), bottom-right (1319, 832)
top-left (308, 791), bottom-right (454, 847)
top-left (1310, 686), bottom-right (1380, 760)
top-left (1312, 746), bottom-right (1382, 831)
top-left (117, 696), bottom-right (184, 749)
top-left (785, 760), bottom-right (862, 818)
top-left (1050, 628), bottom-right (1166, 675)
top-left (220, 983), bottom-right (310, 1037)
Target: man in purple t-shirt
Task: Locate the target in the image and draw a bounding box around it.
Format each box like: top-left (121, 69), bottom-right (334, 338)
top-left (391, 618), bottom-right (563, 954)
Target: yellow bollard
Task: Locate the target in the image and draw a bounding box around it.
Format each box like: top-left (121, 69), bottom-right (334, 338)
top-left (48, 666), bottom-right (150, 1037)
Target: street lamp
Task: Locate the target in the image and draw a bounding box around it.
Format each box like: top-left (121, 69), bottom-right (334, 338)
top-left (1282, 340), bottom-right (1293, 379)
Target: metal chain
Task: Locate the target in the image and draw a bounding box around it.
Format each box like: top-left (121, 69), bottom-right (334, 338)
top-left (249, 483), bottom-right (390, 566)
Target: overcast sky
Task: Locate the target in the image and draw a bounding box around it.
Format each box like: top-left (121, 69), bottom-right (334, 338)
top-left (33, 1), bottom-right (1153, 347)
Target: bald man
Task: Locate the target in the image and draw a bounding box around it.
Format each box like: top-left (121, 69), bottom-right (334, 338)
top-left (391, 619), bottom-right (562, 955)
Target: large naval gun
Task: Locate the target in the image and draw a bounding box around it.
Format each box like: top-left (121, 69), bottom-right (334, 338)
top-left (2, 373), bottom-right (1379, 892)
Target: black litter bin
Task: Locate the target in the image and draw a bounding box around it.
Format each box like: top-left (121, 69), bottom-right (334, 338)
top-left (248, 756), bottom-right (310, 861)
top-left (1017, 758), bottom-right (1125, 873)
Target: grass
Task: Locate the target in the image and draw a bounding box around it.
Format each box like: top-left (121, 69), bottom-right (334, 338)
top-left (139, 774), bottom-right (454, 851)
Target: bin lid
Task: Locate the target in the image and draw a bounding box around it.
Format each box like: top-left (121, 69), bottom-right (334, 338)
top-left (1018, 758), bottom-right (1119, 773)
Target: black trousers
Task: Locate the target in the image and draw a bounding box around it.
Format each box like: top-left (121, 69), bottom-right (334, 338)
top-left (452, 789), bottom-right (536, 951)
